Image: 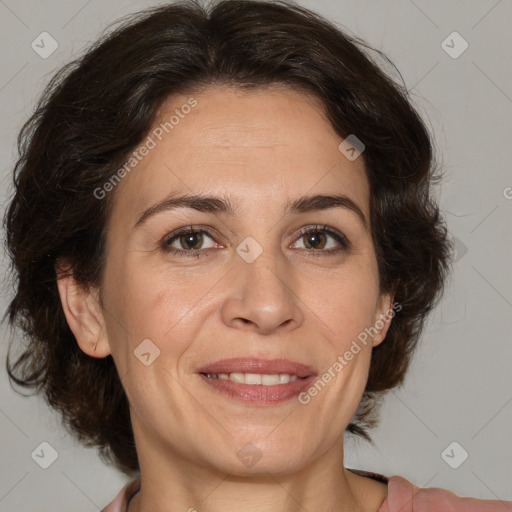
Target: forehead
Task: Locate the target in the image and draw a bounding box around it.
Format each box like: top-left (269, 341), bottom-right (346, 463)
top-left (108, 85), bottom-right (370, 227)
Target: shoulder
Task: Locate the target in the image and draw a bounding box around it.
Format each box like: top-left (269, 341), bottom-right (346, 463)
top-left (101, 471), bottom-right (512, 512)
top-left (382, 474), bottom-right (512, 512)
top-left (101, 476), bottom-right (141, 512)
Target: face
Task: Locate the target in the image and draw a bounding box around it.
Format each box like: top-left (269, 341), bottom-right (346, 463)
top-left (63, 85), bottom-right (393, 475)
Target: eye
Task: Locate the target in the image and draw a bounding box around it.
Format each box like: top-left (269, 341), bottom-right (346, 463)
top-left (161, 226), bottom-right (220, 258)
top-left (291, 225), bottom-right (349, 255)
top-left (161, 224), bottom-right (349, 259)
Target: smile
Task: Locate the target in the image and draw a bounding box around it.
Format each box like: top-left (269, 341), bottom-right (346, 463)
top-left (201, 372), bottom-right (301, 385)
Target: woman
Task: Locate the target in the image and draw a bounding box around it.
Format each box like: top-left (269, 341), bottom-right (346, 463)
top-left (4, 1), bottom-right (511, 511)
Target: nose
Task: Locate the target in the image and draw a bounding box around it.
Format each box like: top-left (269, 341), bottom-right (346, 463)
top-left (221, 246), bottom-right (304, 335)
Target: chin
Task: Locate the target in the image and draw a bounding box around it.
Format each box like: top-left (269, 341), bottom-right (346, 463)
top-left (205, 437), bottom-right (315, 477)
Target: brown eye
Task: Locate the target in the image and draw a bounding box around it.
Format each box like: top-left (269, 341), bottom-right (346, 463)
top-left (175, 231), bottom-right (206, 250)
top-left (302, 230), bottom-right (328, 249)
top-left (292, 225), bottom-right (349, 255)
top-left (161, 226), bottom-right (218, 258)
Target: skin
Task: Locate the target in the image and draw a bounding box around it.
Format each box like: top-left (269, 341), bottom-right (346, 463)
top-left (57, 85), bottom-right (393, 512)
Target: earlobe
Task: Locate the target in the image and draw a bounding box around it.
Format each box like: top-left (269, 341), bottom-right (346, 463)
top-left (372, 292), bottom-right (395, 347)
top-left (55, 263), bottom-right (111, 358)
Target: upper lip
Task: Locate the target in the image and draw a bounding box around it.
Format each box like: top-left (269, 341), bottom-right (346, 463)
top-left (196, 358), bottom-right (317, 378)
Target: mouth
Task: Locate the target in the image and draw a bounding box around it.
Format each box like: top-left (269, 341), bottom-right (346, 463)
top-left (196, 358), bottom-right (317, 404)
top-left (196, 357), bottom-right (316, 377)
top-left (200, 372), bottom-right (305, 385)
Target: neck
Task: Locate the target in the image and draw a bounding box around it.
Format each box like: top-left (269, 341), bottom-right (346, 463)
top-left (127, 432), bottom-right (386, 512)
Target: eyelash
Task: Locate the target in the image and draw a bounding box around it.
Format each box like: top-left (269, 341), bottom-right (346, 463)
top-left (161, 224), bottom-right (350, 259)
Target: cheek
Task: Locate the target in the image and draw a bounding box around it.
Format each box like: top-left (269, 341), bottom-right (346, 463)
top-left (102, 254), bottom-right (216, 383)
top-left (317, 262), bottom-right (380, 342)
top-left (103, 252), bottom-right (195, 336)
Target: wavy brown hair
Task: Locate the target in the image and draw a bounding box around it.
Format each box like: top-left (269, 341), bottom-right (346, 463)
top-left (3, 0), bottom-right (451, 476)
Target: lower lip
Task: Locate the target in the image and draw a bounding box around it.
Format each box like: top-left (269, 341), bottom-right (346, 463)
top-left (198, 373), bottom-right (317, 404)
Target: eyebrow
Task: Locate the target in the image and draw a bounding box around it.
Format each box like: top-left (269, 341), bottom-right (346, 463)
top-left (133, 192), bottom-right (367, 230)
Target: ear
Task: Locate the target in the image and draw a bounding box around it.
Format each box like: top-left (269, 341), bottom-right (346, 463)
top-left (55, 261), bottom-right (111, 358)
top-left (371, 291), bottom-right (397, 347)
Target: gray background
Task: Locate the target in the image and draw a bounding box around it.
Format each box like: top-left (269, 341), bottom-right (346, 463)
top-left (0, 0), bottom-right (511, 510)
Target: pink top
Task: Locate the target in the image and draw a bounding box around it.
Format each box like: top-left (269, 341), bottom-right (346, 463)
top-left (101, 468), bottom-right (512, 511)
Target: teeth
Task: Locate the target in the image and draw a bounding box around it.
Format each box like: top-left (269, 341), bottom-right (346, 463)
top-left (230, 372), bottom-right (245, 383)
top-left (204, 372), bottom-right (300, 385)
